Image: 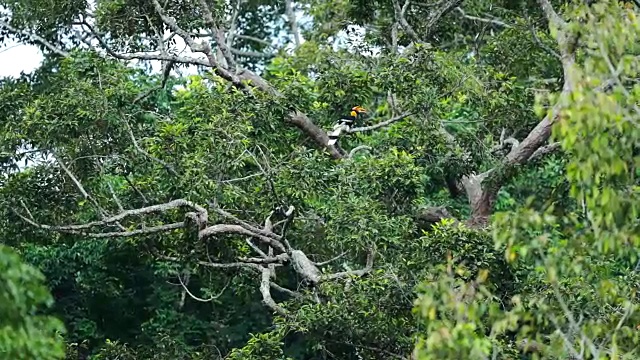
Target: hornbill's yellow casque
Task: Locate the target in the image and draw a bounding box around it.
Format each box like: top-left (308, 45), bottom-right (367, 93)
top-left (327, 106), bottom-right (367, 146)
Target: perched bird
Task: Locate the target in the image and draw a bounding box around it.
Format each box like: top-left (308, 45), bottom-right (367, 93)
top-left (327, 106), bottom-right (367, 146)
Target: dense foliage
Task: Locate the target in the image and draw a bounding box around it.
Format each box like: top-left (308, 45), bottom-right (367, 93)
top-left (0, 0), bottom-right (639, 359)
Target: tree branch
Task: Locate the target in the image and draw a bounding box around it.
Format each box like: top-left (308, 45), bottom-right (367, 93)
top-left (0, 20), bottom-right (69, 57)
top-left (392, 0), bottom-right (421, 43)
top-left (284, 0), bottom-right (302, 47)
top-left (123, 118), bottom-right (179, 176)
top-left (287, 111), bottom-right (346, 159)
top-left (348, 113), bottom-right (412, 133)
top-left (177, 273), bottom-right (230, 302)
top-left (320, 246), bottom-right (376, 282)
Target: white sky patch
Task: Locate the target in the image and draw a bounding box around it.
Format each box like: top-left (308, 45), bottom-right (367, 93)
top-left (0, 41), bottom-right (42, 77)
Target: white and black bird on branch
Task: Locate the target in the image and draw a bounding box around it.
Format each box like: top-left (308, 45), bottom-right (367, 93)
top-left (327, 106), bottom-right (367, 146)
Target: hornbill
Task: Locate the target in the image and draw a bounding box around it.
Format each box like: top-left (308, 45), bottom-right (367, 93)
top-left (327, 106), bottom-right (367, 146)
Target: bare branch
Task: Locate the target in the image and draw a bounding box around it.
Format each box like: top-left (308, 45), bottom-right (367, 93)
top-left (78, 20), bottom-right (210, 67)
top-left (348, 113), bottom-right (412, 133)
top-left (270, 282), bottom-right (301, 298)
top-left (259, 267), bottom-right (288, 316)
top-left (284, 0), bottom-right (301, 47)
top-left (529, 141), bottom-right (561, 161)
top-left (315, 252), bottom-right (347, 266)
top-left (527, 15), bottom-right (561, 60)
top-left (177, 273), bottom-right (229, 302)
top-left (17, 199), bottom-right (205, 231)
top-left (455, 7), bottom-right (512, 28)
top-left (348, 145), bottom-right (372, 158)
top-left (225, 0), bottom-right (242, 50)
top-left (54, 154), bottom-right (126, 231)
top-left (537, 0), bottom-right (567, 30)
top-left (209, 203), bottom-right (282, 240)
top-left (199, 224), bottom-right (287, 252)
top-left (196, 260), bottom-right (262, 271)
top-left (425, 0), bottom-right (464, 36)
top-left (106, 181), bottom-right (125, 213)
top-left (321, 247), bottom-right (376, 282)
top-left (197, 0), bottom-right (237, 69)
top-left (240, 253), bottom-right (290, 264)
top-left (235, 34), bottom-right (273, 47)
top-left (231, 48), bottom-right (274, 58)
top-left (14, 210), bottom-right (186, 237)
top-left (246, 238), bottom-right (269, 258)
top-left (287, 111), bottom-right (346, 159)
top-left (0, 20), bottom-right (69, 57)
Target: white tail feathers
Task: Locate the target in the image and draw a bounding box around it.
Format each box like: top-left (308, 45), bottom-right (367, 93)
top-left (326, 120), bottom-right (353, 146)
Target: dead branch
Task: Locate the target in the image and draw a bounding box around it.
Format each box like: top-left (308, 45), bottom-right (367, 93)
top-left (259, 267), bottom-right (288, 316)
top-left (209, 202), bottom-right (282, 240)
top-left (529, 141), bottom-right (561, 161)
top-left (14, 210), bottom-right (186, 237)
top-left (291, 250), bottom-right (322, 285)
top-left (490, 128), bottom-right (520, 155)
top-left (425, 0), bottom-right (464, 36)
top-left (321, 246), bottom-right (376, 282)
top-left (455, 7), bottom-right (512, 28)
top-left (285, 0), bottom-right (301, 47)
top-left (199, 224), bottom-right (287, 252)
top-left (348, 145), bottom-right (372, 158)
top-left (197, 0), bottom-right (237, 69)
top-left (15, 198), bottom-right (206, 231)
top-left (177, 273), bottom-right (230, 302)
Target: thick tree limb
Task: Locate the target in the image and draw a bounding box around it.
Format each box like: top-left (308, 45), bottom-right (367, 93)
top-left (287, 111), bottom-right (346, 159)
top-left (259, 267), bottom-right (288, 315)
top-left (198, 224), bottom-right (286, 252)
top-left (461, 0), bottom-right (577, 227)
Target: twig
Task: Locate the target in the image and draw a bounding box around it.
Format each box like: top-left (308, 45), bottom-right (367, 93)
top-left (348, 113), bottom-right (412, 133)
top-left (321, 246), bottom-right (375, 281)
top-left (0, 20), bottom-right (69, 57)
top-left (177, 273), bottom-right (230, 302)
top-left (348, 145), bottom-right (372, 158)
top-left (315, 252), bottom-right (347, 266)
top-left (123, 119), bottom-right (179, 176)
top-left (455, 7), bottom-right (512, 28)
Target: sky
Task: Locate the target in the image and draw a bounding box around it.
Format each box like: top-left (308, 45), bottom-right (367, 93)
top-left (0, 41), bottom-right (42, 77)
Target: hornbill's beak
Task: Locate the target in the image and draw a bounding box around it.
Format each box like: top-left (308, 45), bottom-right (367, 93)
top-left (352, 106), bottom-right (367, 113)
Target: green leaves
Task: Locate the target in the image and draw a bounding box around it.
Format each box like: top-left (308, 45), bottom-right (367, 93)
top-left (0, 245), bottom-right (66, 360)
